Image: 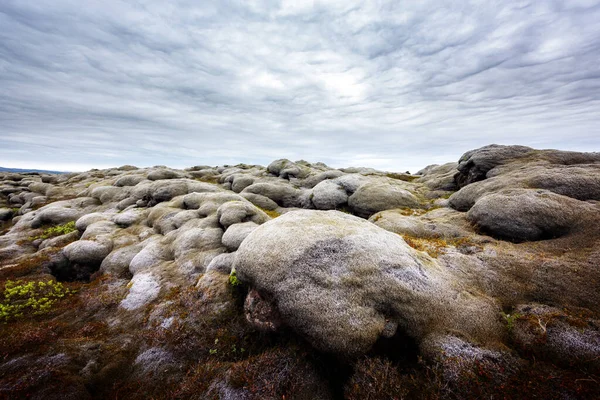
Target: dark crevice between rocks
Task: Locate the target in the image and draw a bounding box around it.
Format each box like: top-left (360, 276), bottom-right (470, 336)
top-left (48, 257), bottom-right (101, 282)
top-left (312, 351), bottom-right (353, 400)
top-left (311, 328), bottom-right (421, 399)
top-left (369, 326), bottom-right (420, 367)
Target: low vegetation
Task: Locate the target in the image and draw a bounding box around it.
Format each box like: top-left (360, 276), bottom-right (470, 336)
top-left (401, 234), bottom-right (479, 258)
top-left (0, 279), bottom-right (76, 322)
top-left (34, 221), bottom-right (77, 240)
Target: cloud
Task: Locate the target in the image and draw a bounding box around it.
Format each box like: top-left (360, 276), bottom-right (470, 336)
top-left (0, 0), bottom-right (599, 172)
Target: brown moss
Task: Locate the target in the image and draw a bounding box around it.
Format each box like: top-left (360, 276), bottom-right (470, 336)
top-left (196, 175), bottom-right (221, 184)
top-left (254, 205), bottom-right (280, 218)
top-left (0, 252), bottom-right (51, 283)
top-left (0, 219), bottom-right (14, 236)
top-left (345, 357), bottom-right (409, 400)
top-left (169, 361), bottom-right (230, 399)
top-left (401, 234), bottom-right (481, 258)
top-left (141, 286), bottom-right (265, 365)
top-left (0, 319), bottom-right (66, 358)
top-left (386, 173), bottom-right (419, 182)
top-left (226, 346), bottom-right (323, 399)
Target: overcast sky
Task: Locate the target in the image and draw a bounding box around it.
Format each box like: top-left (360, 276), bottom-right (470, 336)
top-left (1, 0), bottom-right (599, 173)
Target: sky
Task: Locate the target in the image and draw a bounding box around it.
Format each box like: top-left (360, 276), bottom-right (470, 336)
top-left (1, 0), bottom-right (599, 173)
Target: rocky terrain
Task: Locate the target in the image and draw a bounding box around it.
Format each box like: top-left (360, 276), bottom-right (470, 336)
top-left (0, 144), bottom-right (599, 399)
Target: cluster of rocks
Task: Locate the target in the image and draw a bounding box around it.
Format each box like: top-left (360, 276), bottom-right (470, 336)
top-left (0, 144), bottom-right (599, 398)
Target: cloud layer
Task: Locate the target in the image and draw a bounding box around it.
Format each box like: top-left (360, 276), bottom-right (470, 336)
top-left (1, 0), bottom-right (599, 172)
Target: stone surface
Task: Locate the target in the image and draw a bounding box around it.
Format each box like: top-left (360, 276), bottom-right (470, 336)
top-left (467, 189), bottom-right (591, 241)
top-left (1, 145), bottom-right (600, 399)
top-left (221, 222), bottom-right (259, 251)
top-left (348, 181), bottom-right (422, 218)
top-left (234, 210), bottom-right (501, 355)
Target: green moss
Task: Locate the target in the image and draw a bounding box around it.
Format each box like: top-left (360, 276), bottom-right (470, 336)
top-left (229, 269), bottom-right (242, 287)
top-left (33, 221), bottom-right (77, 240)
top-left (0, 280), bottom-right (76, 322)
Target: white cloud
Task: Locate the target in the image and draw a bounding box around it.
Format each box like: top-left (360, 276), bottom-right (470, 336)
top-left (0, 0), bottom-right (599, 173)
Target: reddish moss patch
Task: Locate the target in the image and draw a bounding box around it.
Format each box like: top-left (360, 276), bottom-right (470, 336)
top-left (345, 357), bottom-right (409, 400)
top-left (226, 346), bottom-right (327, 399)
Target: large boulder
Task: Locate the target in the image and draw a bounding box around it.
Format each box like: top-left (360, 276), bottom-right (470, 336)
top-left (416, 162), bottom-right (459, 191)
top-left (114, 174), bottom-right (145, 187)
top-left (221, 222), bottom-right (259, 251)
top-left (216, 201), bottom-right (269, 229)
top-left (242, 183), bottom-right (308, 208)
top-left (311, 180), bottom-right (348, 210)
top-left (0, 208), bottom-right (14, 221)
top-left (31, 206), bottom-right (84, 228)
top-left (233, 210), bottom-right (501, 356)
top-left (370, 208), bottom-right (473, 239)
top-left (348, 181), bottom-right (421, 218)
top-left (467, 189), bottom-right (592, 242)
top-left (147, 168), bottom-right (183, 181)
top-left (267, 159), bottom-right (310, 179)
top-left (454, 145), bottom-right (534, 188)
top-left (63, 239), bottom-right (113, 265)
top-left (230, 176), bottom-right (254, 193)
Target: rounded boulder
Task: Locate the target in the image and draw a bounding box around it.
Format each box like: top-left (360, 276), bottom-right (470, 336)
top-left (233, 210), bottom-right (464, 356)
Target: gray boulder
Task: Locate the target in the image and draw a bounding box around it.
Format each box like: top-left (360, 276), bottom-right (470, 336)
top-left (216, 201), bottom-right (269, 229)
top-left (221, 222), bottom-right (259, 251)
top-left (31, 206), bottom-right (83, 228)
top-left (114, 174), bottom-right (145, 187)
top-left (467, 189), bottom-right (591, 241)
top-left (147, 169), bottom-right (183, 181)
top-left (416, 162), bottom-right (459, 191)
top-left (231, 176), bottom-right (255, 193)
top-left (311, 180), bottom-right (348, 210)
top-left (182, 192), bottom-right (242, 210)
top-left (233, 210), bottom-right (501, 356)
top-left (205, 252), bottom-right (236, 274)
top-left (171, 227), bottom-right (223, 259)
top-left (100, 244), bottom-right (142, 277)
top-left (370, 208), bottom-right (473, 239)
top-left (0, 208), bottom-right (14, 221)
top-left (63, 239), bottom-right (113, 265)
top-left (239, 192), bottom-right (279, 211)
top-left (39, 231), bottom-right (80, 250)
top-left (90, 186), bottom-right (131, 204)
top-left (129, 238), bottom-right (172, 275)
top-left (455, 144), bottom-right (534, 188)
top-left (151, 181), bottom-right (188, 203)
top-left (242, 183), bottom-right (307, 208)
top-left (112, 209), bottom-right (147, 227)
top-left (348, 181), bottom-right (421, 218)
top-left (267, 159), bottom-right (310, 179)
top-left (75, 212), bottom-right (110, 232)
top-left (527, 165), bottom-right (600, 201)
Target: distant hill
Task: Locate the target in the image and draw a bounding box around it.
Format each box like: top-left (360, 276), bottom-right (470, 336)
top-left (0, 166), bottom-right (66, 174)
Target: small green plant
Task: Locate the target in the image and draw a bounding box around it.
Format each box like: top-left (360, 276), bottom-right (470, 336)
top-left (0, 280), bottom-right (76, 322)
top-left (209, 338), bottom-right (219, 355)
top-left (502, 312), bottom-right (522, 333)
top-left (231, 344), bottom-right (245, 354)
top-left (34, 221), bottom-right (77, 240)
top-left (229, 269), bottom-right (242, 287)
top-left (10, 207), bottom-right (20, 215)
